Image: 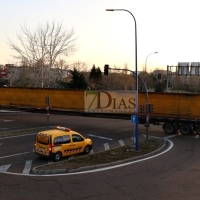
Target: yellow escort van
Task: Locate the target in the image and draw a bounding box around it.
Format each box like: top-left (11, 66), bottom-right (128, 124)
top-left (35, 126), bottom-right (93, 162)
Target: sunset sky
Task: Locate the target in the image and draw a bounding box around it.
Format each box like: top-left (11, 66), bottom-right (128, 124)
top-left (0, 0), bottom-right (200, 73)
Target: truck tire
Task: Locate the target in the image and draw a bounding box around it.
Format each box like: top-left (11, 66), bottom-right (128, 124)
top-left (163, 122), bottom-right (175, 134)
top-left (196, 124), bottom-right (200, 135)
top-left (180, 123), bottom-right (192, 135)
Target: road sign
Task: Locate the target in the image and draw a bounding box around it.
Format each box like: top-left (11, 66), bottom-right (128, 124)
top-left (131, 115), bottom-right (136, 123)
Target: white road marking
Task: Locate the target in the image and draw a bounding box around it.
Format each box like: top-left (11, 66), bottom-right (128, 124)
top-left (0, 164), bottom-right (11, 172)
top-left (0, 150), bottom-right (34, 159)
top-left (0, 126), bottom-right (31, 132)
top-left (0, 139), bottom-right (173, 176)
top-left (0, 128), bottom-right (9, 130)
top-left (48, 160), bottom-right (54, 164)
top-left (144, 134), bottom-right (178, 140)
top-left (4, 120), bottom-right (14, 122)
top-left (90, 149), bottom-right (94, 154)
top-left (22, 160), bottom-right (32, 174)
top-left (88, 134), bottom-right (113, 141)
top-left (0, 132), bottom-right (37, 140)
top-left (104, 143), bottom-right (110, 150)
top-left (164, 135), bottom-right (179, 139)
top-left (118, 140), bottom-right (125, 146)
top-left (0, 110), bottom-right (21, 113)
top-left (131, 137), bottom-right (136, 144)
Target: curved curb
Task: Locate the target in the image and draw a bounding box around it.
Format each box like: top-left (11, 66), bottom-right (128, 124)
top-left (32, 139), bottom-right (168, 175)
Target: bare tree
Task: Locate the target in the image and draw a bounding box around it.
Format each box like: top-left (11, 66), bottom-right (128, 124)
top-left (71, 61), bottom-right (88, 72)
top-left (8, 21), bottom-right (77, 87)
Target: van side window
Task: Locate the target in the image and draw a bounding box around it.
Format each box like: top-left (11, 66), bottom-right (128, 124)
top-left (54, 136), bottom-right (63, 145)
top-left (72, 134), bottom-right (84, 142)
top-left (54, 135), bottom-right (70, 145)
top-left (62, 135), bottom-right (70, 144)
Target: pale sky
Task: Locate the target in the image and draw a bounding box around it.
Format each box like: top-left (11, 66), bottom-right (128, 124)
top-left (0, 0), bottom-right (200, 73)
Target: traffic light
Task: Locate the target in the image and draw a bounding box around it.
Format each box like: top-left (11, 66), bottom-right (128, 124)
top-left (104, 64), bottom-right (109, 75)
top-left (140, 104), bottom-right (145, 113)
top-left (45, 96), bottom-right (50, 104)
top-left (148, 103), bottom-right (153, 113)
top-left (158, 73), bottom-right (161, 80)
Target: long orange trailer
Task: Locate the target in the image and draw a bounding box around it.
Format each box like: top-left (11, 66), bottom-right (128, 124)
top-left (0, 87), bottom-right (200, 135)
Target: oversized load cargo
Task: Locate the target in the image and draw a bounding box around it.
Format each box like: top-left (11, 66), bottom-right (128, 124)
top-left (138, 92), bottom-right (200, 135)
top-left (0, 87), bottom-right (200, 135)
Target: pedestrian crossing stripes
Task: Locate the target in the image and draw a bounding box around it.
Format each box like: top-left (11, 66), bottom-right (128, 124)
top-left (104, 143), bottom-right (110, 150)
top-left (0, 138), bottom-right (133, 174)
top-left (90, 149), bottom-right (94, 154)
top-left (118, 140), bottom-right (125, 146)
top-left (0, 164), bottom-right (11, 172)
top-left (131, 137), bottom-right (136, 144)
top-left (22, 160), bottom-right (32, 174)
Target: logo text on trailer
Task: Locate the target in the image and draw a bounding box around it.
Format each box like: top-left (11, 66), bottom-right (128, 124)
top-left (84, 91), bottom-right (136, 113)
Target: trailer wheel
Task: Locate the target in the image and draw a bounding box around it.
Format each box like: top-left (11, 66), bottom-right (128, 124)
top-left (196, 125), bottom-right (200, 135)
top-left (180, 124), bottom-right (192, 135)
top-left (163, 122), bottom-right (175, 134)
top-left (173, 122), bottom-right (179, 132)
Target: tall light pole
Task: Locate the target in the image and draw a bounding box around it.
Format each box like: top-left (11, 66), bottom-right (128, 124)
top-left (145, 52), bottom-right (158, 78)
top-left (106, 9), bottom-right (139, 151)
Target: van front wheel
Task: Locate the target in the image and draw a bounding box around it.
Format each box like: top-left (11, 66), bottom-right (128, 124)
top-left (84, 145), bottom-right (91, 155)
top-left (54, 152), bottom-right (62, 162)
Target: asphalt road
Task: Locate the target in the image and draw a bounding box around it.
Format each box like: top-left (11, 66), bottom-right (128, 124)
top-left (1, 111), bottom-right (200, 200)
top-left (0, 111), bottom-right (151, 174)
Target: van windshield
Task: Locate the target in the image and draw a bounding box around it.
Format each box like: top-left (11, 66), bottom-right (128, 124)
top-left (37, 133), bottom-right (49, 145)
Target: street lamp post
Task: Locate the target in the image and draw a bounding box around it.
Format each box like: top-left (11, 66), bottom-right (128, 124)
top-left (106, 9), bottom-right (139, 151)
top-left (145, 52), bottom-right (158, 79)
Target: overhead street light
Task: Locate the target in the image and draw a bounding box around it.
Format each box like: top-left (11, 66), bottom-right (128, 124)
top-left (145, 52), bottom-right (158, 79)
top-left (106, 9), bottom-right (139, 151)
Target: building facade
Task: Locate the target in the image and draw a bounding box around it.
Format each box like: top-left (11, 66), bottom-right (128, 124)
top-left (0, 65), bottom-right (8, 79)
